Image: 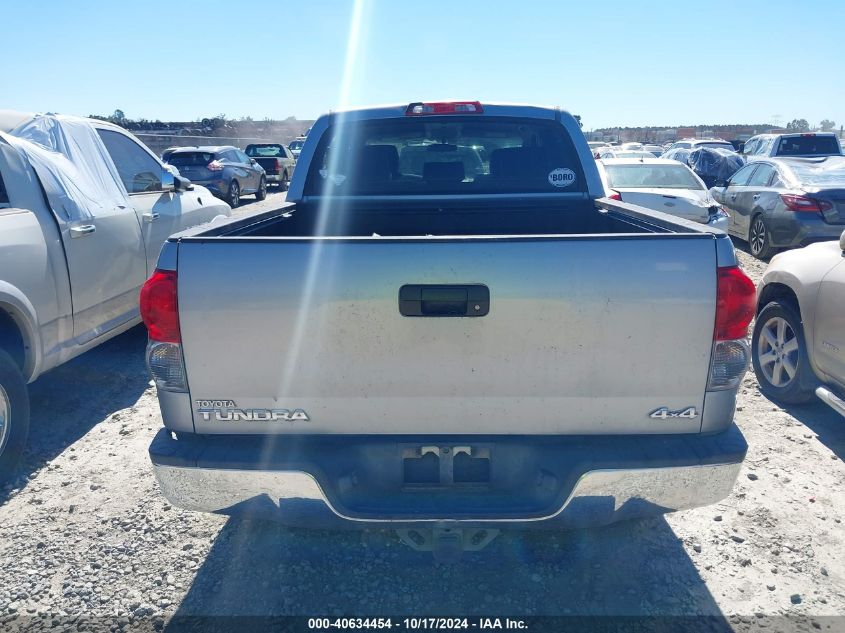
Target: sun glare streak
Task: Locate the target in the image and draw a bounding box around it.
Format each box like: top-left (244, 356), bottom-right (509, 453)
top-left (259, 0), bottom-right (369, 467)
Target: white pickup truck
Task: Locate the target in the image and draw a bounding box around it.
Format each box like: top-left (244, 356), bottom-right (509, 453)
top-left (0, 112), bottom-right (230, 480)
top-left (143, 102), bottom-right (755, 557)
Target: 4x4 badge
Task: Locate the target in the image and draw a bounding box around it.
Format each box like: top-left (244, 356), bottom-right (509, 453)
top-left (649, 406), bottom-right (698, 420)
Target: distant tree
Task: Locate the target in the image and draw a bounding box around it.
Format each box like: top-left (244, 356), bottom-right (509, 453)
top-left (574, 114), bottom-right (583, 128)
top-left (819, 119), bottom-right (836, 132)
top-left (111, 109), bottom-right (126, 123)
top-left (786, 118), bottom-right (810, 132)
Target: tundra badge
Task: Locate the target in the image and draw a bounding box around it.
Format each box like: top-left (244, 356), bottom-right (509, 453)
top-left (195, 400), bottom-right (310, 422)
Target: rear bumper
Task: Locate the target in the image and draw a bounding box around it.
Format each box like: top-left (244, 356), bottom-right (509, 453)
top-left (149, 425), bottom-right (746, 529)
top-left (767, 212), bottom-right (844, 248)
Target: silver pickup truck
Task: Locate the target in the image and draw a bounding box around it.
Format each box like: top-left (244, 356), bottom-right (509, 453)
top-left (145, 102), bottom-right (755, 556)
top-left (0, 112), bottom-right (229, 481)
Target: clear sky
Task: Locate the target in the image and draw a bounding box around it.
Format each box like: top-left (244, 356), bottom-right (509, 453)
top-left (2, 0), bottom-right (843, 130)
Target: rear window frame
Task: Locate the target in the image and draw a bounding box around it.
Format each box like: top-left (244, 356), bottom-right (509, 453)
top-left (303, 115), bottom-right (588, 198)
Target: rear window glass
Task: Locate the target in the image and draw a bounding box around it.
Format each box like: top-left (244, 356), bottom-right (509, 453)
top-left (289, 140), bottom-right (305, 150)
top-left (0, 171), bottom-right (8, 204)
top-left (604, 164), bottom-right (703, 190)
top-left (776, 136), bottom-right (841, 157)
top-left (304, 117), bottom-right (585, 196)
top-left (696, 142), bottom-right (734, 150)
top-left (166, 152), bottom-right (215, 166)
top-left (789, 160), bottom-right (845, 186)
top-left (245, 145), bottom-right (284, 157)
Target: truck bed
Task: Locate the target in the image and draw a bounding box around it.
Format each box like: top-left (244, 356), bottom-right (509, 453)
top-left (205, 198), bottom-right (687, 238)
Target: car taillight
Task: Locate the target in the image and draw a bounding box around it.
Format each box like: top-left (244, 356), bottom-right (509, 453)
top-left (275, 158), bottom-right (282, 171)
top-left (780, 194), bottom-right (828, 213)
top-left (608, 190), bottom-right (622, 201)
top-left (714, 266), bottom-right (755, 341)
top-left (140, 270), bottom-right (186, 392)
top-left (207, 160), bottom-right (224, 171)
top-left (140, 270), bottom-right (180, 343)
top-left (406, 101), bottom-right (483, 116)
top-left (707, 266), bottom-right (755, 391)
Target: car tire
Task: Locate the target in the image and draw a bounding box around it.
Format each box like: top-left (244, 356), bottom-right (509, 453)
top-left (752, 301), bottom-right (816, 404)
top-left (748, 215), bottom-right (775, 260)
top-left (0, 349), bottom-right (30, 483)
top-left (280, 171), bottom-right (289, 191)
top-left (227, 180), bottom-right (240, 208)
top-left (255, 177), bottom-right (267, 201)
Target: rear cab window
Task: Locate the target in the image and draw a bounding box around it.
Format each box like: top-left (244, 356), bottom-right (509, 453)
top-left (776, 135), bottom-right (842, 156)
top-left (245, 145), bottom-right (285, 157)
top-left (304, 116), bottom-right (587, 197)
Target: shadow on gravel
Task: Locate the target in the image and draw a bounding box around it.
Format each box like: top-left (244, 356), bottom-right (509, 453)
top-left (169, 516), bottom-right (731, 626)
top-left (2, 325), bottom-right (149, 499)
top-left (778, 398), bottom-right (845, 461)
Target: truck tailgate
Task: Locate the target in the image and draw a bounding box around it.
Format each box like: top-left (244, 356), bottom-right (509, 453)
top-left (178, 235), bottom-right (717, 435)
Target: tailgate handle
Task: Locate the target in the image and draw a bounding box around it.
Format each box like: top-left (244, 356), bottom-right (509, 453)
top-left (399, 284), bottom-right (489, 317)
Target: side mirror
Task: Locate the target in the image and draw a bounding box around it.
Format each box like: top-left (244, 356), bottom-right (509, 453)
top-left (161, 168), bottom-right (175, 192)
top-left (250, 158), bottom-right (258, 165)
top-left (174, 175), bottom-right (193, 192)
top-left (840, 229), bottom-right (845, 252)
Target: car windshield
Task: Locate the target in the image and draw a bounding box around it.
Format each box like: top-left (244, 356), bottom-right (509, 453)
top-left (245, 145), bottom-right (284, 157)
top-left (305, 116), bottom-right (585, 196)
top-left (604, 163), bottom-right (704, 190)
top-left (289, 140), bottom-right (305, 150)
top-left (165, 152), bottom-right (215, 166)
top-left (776, 136), bottom-right (841, 156)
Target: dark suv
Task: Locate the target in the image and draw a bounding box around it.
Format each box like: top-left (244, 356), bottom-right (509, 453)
top-left (164, 146), bottom-right (266, 208)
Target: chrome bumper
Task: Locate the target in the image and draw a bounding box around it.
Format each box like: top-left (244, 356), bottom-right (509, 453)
top-left (152, 459), bottom-right (742, 529)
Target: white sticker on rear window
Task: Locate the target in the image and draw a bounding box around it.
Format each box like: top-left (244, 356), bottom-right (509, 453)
top-left (548, 168), bottom-right (576, 188)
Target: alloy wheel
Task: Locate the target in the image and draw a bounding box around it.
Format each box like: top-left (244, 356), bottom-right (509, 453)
top-left (750, 218), bottom-right (766, 256)
top-left (757, 316), bottom-right (799, 387)
top-left (0, 384), bottom-right (10, 456)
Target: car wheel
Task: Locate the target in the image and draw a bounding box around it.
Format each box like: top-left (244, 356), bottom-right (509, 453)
top-left (0, 349), bottom-right (30, 483)
top-left (748, 215), bottom-right (774, 259)
top-left (227, 180), bottom-right (240, 208)
top-left (280, 171), bottom-right (289, 191)
top-left (752, 301), bottom-right (815, 404)
top-left (255, 177), bottom-right (267, 201)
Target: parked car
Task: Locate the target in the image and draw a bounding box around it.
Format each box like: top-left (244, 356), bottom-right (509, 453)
top-left (661, 147), bottom-right (692, 163)
top-left (597, 157), bottom-right (729, 232)
top-left (642, 144), bottom-right (664, 157)
top-left (587, 141), bottom-right (609, 154)
top-left (244, 143), bottom-right (296, 190)
top-left (741, 133), bottom-right (843, 160)
top-left (0, 113), bottom-right (230, 480)
top-left (686, 147), bottom-right (746, 189)
top-left (288, 138), bottom-right (306, 159)
top-left (666, 138), bottom-right (735, 152)
top-left (752, 230), bottom-right (845, 418)
top-left (164, 146), bottom-right (266, 208)
top-left (620, 142), bottom-right (644, 151)
top-left (711, 157), bottom-right (845, 259)
top-left (143, 101), bottom-right (752, 559)
top-left (595, 148), bottom-right (655, 160)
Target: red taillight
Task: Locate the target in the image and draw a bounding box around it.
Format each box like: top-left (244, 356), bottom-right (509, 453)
top-left (140, 270), bottom-right (180, 343)
top-left (207, 160), bottom-right (224, 171)
top-left (406, 101), bottom-right (483, 116)
top-left (608, 190), bottom-right (622, 201)
top-left (714, 266), bottom-right (756, 341)
top-left (780, 194), bottom-right (827, 213)
top-left (275, 158), bottom-right (282, 171)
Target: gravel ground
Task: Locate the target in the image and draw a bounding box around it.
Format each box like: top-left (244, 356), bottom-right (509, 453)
top-left (1, 206), bottom-right (843, 630)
